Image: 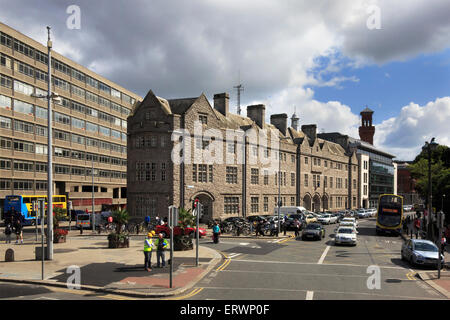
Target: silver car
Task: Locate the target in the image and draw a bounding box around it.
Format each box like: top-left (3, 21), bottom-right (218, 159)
top-left (401, 239), bottom-right (445, 268)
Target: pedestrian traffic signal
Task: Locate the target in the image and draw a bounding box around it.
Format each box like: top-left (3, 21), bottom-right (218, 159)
top-left (192, 198), bottom-right (199, 211)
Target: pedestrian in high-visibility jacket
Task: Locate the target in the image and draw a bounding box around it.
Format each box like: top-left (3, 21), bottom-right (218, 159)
top-left (154, 233), bottom-right (169, 268)
top-left (144, 231), bottom-right (155, 271)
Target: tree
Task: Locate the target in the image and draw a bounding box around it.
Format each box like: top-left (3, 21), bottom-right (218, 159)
top-left (410, 144), bottom-right (450, 214)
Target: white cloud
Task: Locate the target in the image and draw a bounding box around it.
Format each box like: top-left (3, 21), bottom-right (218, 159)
top-left (374, 97), bottom-right (450, 160)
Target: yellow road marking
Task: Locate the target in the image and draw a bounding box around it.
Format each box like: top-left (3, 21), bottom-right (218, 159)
top-left (406, 271), bottom-right (417, 281)
top-left (167, 287), bottom-right (204, 300)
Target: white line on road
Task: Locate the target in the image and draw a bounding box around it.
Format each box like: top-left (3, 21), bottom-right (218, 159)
top-left (306, 291), bottom-right (314, 300)
top-left (317, 246), bottom-right (330, 264)
top-left (230, 258), bottom-right (407, 270)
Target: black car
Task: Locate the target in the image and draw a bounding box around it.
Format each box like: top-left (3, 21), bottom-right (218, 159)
top-left (223, 217), bottom-right (246, 224)
top-left (246, 215), bottom-right (266, 223)
top-left (301, 223), bottom-right (325, 240)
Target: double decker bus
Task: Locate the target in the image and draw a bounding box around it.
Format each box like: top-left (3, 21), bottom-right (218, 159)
top-left (376, 194), bottom-right (404, 235)
top-left (3, 195), bottom-right (67, 226)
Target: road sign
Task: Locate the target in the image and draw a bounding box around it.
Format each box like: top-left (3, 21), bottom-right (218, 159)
top-left (168, 206), bottom-right (179, 227)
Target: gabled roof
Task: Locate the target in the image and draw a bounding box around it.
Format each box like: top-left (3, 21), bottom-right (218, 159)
top-left (167, 97), bottom-right (198, 115)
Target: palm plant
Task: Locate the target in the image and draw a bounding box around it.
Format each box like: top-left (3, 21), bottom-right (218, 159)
top-left (112, 208), bottom-right (129, 234)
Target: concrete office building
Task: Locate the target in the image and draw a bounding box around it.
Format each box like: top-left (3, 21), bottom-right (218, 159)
top-left (0, 23), bottom-right (141, 213)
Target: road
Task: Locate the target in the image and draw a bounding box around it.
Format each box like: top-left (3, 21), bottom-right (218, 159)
top-left (177, 217), bottom-right (445, 300)
top-left (0, 215), bottom-right (446, 300)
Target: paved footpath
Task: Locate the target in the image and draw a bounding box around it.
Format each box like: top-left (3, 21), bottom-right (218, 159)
top-left (0, 230), bottom-right (222, 298)
top-left (0, 225), bottom-right (291, 299)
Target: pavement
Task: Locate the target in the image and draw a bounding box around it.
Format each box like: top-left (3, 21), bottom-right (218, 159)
top-left (0, 223), bottom-right (291, 298)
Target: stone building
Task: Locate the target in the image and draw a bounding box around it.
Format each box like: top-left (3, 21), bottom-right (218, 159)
top-left (127, 90), bottom-right (359, 220)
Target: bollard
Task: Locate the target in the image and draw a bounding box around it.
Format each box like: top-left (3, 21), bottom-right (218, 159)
top-left (80, 224), bottom-right (83, 235)
top-left (5, 248), bottom-right (14, 262)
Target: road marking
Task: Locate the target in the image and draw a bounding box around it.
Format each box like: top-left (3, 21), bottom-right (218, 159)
top-left (168, 287), bottom-right (204, 300)
top-left (231, 258), bottom-right (407, 270)
top-left (317, 246), bottom-right (331, 264)
top-left (305, 291), bottom-right (314, 300)
top-left (227, 253), bottom-right (242, 259)
top-left (200, 286), bottom-right (442, 300)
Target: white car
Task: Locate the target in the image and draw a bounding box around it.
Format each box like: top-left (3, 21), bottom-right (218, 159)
top-left (338, 221), bottom-right (357, 230)
top-left (317, 214), bottom-right (332, 225)
top-left (341, 217), bottom-right (358, 227)
top-left (335, 226), bottom-right (358, 246)
top-left (329, 214), bottom-right (338, 224)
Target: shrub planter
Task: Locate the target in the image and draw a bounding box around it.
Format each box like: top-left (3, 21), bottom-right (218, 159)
top-left (174, 235), bottom-right (193, 251)
top-left (108, 233), bottom-right (130, 248)
top-left (53, 229), bottom-right (68, 244)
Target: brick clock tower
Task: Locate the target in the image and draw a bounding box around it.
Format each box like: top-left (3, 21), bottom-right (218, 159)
top-left (359, 107), bottom-right (375, 145)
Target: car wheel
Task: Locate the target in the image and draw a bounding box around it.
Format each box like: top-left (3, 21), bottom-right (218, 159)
top-left (161, 231), bottom-right (168, 238)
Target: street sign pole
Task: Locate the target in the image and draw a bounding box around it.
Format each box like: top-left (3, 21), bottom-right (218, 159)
top-left (33, 200), bottom-right (38, 241)
top-left (437, 211), bottom-right (443, 279)
top-left (196, 203), bottom-right (201, 267)
top-left (168, 205), bottom-right (178, 289)
top-left (38, 199), bottom-right (45, 280)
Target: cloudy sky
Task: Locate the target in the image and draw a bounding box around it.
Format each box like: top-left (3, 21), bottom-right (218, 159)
top-left (1, 0), bottom-right (449, 160)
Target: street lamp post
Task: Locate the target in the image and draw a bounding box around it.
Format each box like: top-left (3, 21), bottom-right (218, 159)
top-left (31, 27), bottom-right (61, 260)
top-left (422, 138), bottom-right (437, 241)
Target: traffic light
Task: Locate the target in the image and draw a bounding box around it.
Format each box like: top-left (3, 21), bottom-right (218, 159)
top-left (192, 198), bottom-right (199, 211)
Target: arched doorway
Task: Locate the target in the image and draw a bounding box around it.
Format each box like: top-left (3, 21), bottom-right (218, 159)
top-left (312, 194), bottom-right (321, 212)
top-left (322, 195), bottom-right (329, 211)
top-left (303, 194), bottom-right (311, 211)
top-left (191, 192), bottom-right (214, 222)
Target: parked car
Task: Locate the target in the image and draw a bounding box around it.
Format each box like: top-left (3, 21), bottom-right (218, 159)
top-left (334, 226), bottom-right (358, 246)
top-left (283, 214), bottom-right (305, 230)
top-left (246, 215), bottom-right (266, 223)
top-left (401, 239), bottom-right (445, 268)
top-left (301, 223), bottom-right (325, 241)
top-left (155, 224), bottom-right (207, 238)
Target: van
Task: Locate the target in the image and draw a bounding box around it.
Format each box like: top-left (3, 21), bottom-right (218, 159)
top-left (274, 206), bottom-right (307, 217)
top-left (76, 213), bottom-right (102, 230)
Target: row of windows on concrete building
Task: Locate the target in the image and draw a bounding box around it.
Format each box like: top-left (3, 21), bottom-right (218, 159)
top-left (0, 134), bottom-right (126, 155)
top-left (0, 112), bottom-right (126, 142)
top-left (0, 157), bottom-right (125, 178)
top-left (0, 78), bottom-right (128, 132)
top-left (0, 35), bottom-right (136, 106)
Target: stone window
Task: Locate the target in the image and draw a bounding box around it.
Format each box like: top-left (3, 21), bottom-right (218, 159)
top-left (305, 156), bottom-right (308, 164)
top-left (290, 197), bottom-right (295, 206)
top-left (199, 114), bottom-right (207, 125)
top-left (224, 196), bottom-right (239, 214)
top-left (264, 170), bottom-right (269, 185)
top-left (264, 197), bottom-right (269, 212)
top-left (304, 174), bottom-right (308, 187)
top-left (226, 166), bottom-right (238, 184)
top-left (251, 168), bottom-right (259, 185)
top-left (209, 165), bottom-right (213, 183)
top-left (251, 197), bottom-right (259, 213)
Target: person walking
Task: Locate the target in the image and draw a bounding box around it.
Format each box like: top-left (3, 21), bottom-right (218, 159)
top-left (4, 222), bottom-right (12, 244)
top-left (154, 233), bottom-right (169, 268)
top-left (212, 222), bottom-right (220, 244)
top-left (441, 234), bottom-right (446, 255)
top-left (414, 217), bottom-right (421, 239)
top-left (294, 219), bottom-right (301, 238)
top-left (13, 216), bottom-right (23, 244)
top-left (143, 231), bottom-right (155, 271)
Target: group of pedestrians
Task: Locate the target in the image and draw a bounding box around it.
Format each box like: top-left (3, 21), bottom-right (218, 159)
top-left (3, 208), bottom-right (24, 244)
top-left (143, 231), bottom-right (169, 272)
